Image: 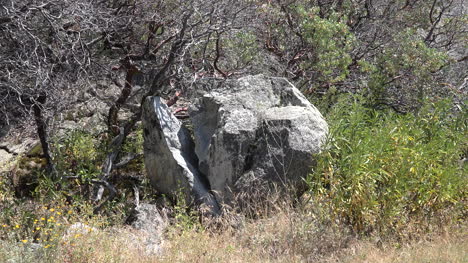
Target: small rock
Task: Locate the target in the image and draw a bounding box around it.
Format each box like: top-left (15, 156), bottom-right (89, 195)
top-left (125, 203), bottom-right (169, 255)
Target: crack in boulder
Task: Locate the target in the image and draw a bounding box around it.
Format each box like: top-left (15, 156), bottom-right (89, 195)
top-left (142, 74), bottom-right (328, 212)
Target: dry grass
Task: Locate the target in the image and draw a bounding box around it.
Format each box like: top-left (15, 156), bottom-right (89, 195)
top-left (4, 194), bottom-right (461, 262)
top-left (328, 230), bottom-right (467, 263)
top-left (0, 200), bottom-right (466, 263)
top-left (50, 210), bottom-right (314, 263)
top-left (1, 211), bottom-right (465, 263)
top-left (55, 227), bottom-right (156, 263)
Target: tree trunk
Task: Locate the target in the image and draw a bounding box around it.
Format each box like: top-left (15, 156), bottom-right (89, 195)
top-left (32, 93), bottom-right (55, 177)
top-left (107, 59), bottom-right (139, 135)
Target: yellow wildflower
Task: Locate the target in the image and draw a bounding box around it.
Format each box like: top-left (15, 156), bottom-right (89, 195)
top-left (21, 240), bottom-right (28, 243)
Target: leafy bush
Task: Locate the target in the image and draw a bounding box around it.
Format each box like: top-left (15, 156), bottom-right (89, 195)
top-left (309, 96), bottom-right (467, 235)
top-left (52, 130), bottom-right (102, 182)
top-left (297, 6), bottom-right (355, 84)
top-left (367, 29), bottom-right (449, 110)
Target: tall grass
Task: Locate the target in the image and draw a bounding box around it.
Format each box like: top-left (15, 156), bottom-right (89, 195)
top-left (309, 96), bottom-right (467, 236)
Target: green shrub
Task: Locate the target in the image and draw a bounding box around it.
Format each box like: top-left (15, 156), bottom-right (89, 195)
top-left (52, 130), bottom-right (101, 182)
top-left (297, 6), bottom-right (355, 84)
top-left (367, 29), bottom-right (449, 110)
top-left (309, 96), bottom-right (467, 235)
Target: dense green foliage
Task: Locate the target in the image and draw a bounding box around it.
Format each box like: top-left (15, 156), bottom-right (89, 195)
top-left (309, 97), bottom-right (467, 235)
top-left (254, 0), bottom-right (465, 111)
top-left (298, 6), bottom-right (355, 84)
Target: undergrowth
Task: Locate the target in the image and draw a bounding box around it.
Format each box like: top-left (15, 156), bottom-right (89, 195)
top-left (0, 126), bottom-right (147, 262)
top-left (309, 96), bottom-right (467, 237)
top-left (0, 96), bottom-right (466, 262)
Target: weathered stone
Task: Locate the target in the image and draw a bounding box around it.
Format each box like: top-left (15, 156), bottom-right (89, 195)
top-left (125, 203), bottom-right (168, 255)
top-left (0, 138), bottom-right (37, 156)
top-left (0, 138), bottom-right (39, 173)
top-left (142, 96), bottom-right (220, 215)
top-left (0, 149), bottom-right (13, 170)
top-left (189, 75), bottom-right (328, 203)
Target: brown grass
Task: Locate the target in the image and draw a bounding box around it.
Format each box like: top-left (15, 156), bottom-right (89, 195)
top-left (51, 212), bottom-right (465, 263)
top-left (1, 205), bottom-right (466, 263)
top-left (328, 230), bottom-right (467, 263)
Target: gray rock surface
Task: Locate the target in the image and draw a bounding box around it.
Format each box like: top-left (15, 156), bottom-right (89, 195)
top-left (0, 149), bottom-right (13, 171)
top-left (125, 203), bottom-right (168, 255)
top-left (142, 96), bottom-right (220, 215)
top-left (189, 75), bottom-right (328, 203)
top-left (141, 75), bottom-right (327, 210)
top-left (0, 138), bottom-right (39, 173)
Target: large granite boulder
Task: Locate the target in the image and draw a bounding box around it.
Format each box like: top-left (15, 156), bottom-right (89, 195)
top-left (189, 75), bottom-right (328, 203)
top-left (142, 96), bottom-right (220, 215)
top-left (142, 75), bottom-right (328, 212)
